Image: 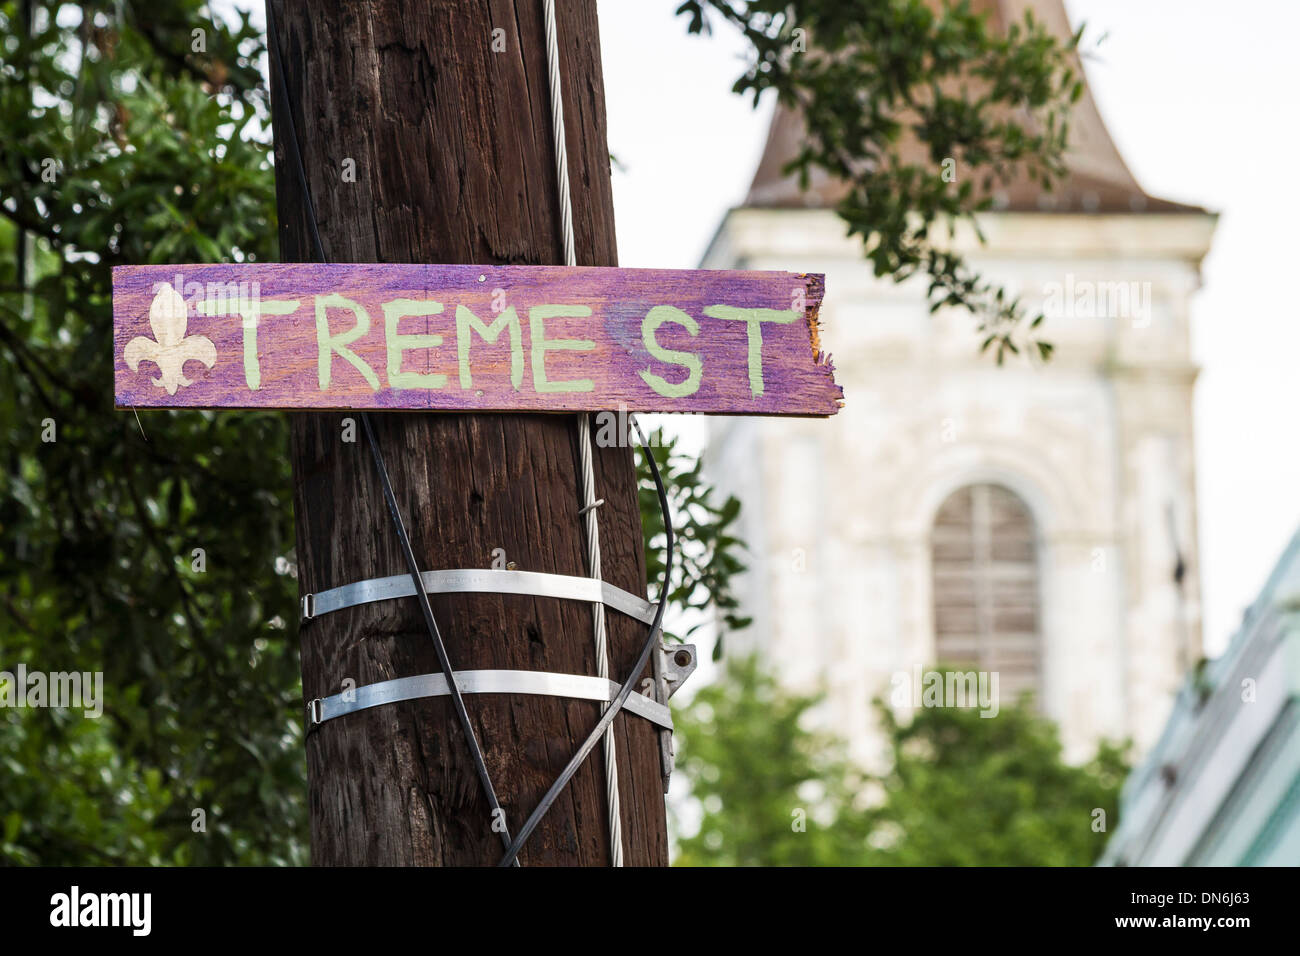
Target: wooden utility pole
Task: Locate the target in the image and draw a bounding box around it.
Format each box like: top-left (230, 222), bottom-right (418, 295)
top-left (267, 0), bottom-right (668, 866)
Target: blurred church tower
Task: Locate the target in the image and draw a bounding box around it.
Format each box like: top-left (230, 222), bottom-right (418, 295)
top-left (701, 0), bottom-right (1218, 764)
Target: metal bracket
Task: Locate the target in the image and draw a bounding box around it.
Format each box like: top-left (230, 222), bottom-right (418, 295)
top-left (299, 571), bottom-right (699, 793)
top-left (661, 642), bottom-right (698, 699)
top-left (654, 642), bottom-right (697, 792)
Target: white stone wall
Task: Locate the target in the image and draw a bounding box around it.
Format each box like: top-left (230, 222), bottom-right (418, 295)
top-left (703, 208), bottom-right (1215, 766)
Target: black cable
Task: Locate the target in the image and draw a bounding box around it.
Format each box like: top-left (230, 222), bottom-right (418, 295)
top-left (497, 418), bottom-right (675, 866)
top-left (264, 5), bottom-right (324, 265)
top-left (357, 413), bottom-right (517, 859)
top-left (265, 1), bottom-right (517, 863)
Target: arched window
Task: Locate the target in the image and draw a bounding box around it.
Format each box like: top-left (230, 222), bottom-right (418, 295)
top-left (930, 483), bottom-right (1041, 701)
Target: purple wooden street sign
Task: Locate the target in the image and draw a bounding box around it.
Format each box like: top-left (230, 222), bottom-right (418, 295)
top-left (113, 263), bottom-right (842, 416)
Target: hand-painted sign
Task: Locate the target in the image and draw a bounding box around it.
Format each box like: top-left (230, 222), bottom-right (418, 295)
top-left (112, 264), bottom-right (841, 415)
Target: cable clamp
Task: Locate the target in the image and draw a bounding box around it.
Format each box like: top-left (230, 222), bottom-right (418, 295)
top-left (659, 642), bottom-right (697, 700)
top-left (654, 641), bottom-right (697, 791)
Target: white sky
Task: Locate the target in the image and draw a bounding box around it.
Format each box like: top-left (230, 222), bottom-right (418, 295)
top-left (598, 0), bottom-right (1300, 658)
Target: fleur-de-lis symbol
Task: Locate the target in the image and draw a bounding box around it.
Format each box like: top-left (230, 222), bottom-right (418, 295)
top-left (124, 283), bottom-right (216, 394)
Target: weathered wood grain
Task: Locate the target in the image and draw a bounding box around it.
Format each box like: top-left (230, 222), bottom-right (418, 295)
top-left (269, 0), bottom-right (666, 868)
top-left (112, 263), bottom-right (839, 415)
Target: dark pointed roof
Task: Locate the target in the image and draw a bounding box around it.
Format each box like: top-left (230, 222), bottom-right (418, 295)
top-left (745, 0), bottom-right (1205, 214)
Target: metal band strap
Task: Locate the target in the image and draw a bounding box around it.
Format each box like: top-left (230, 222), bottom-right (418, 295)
top-left (301, 568), bottom-right (657, 626)
top-left (307, 669), bottom-right (673, 732)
